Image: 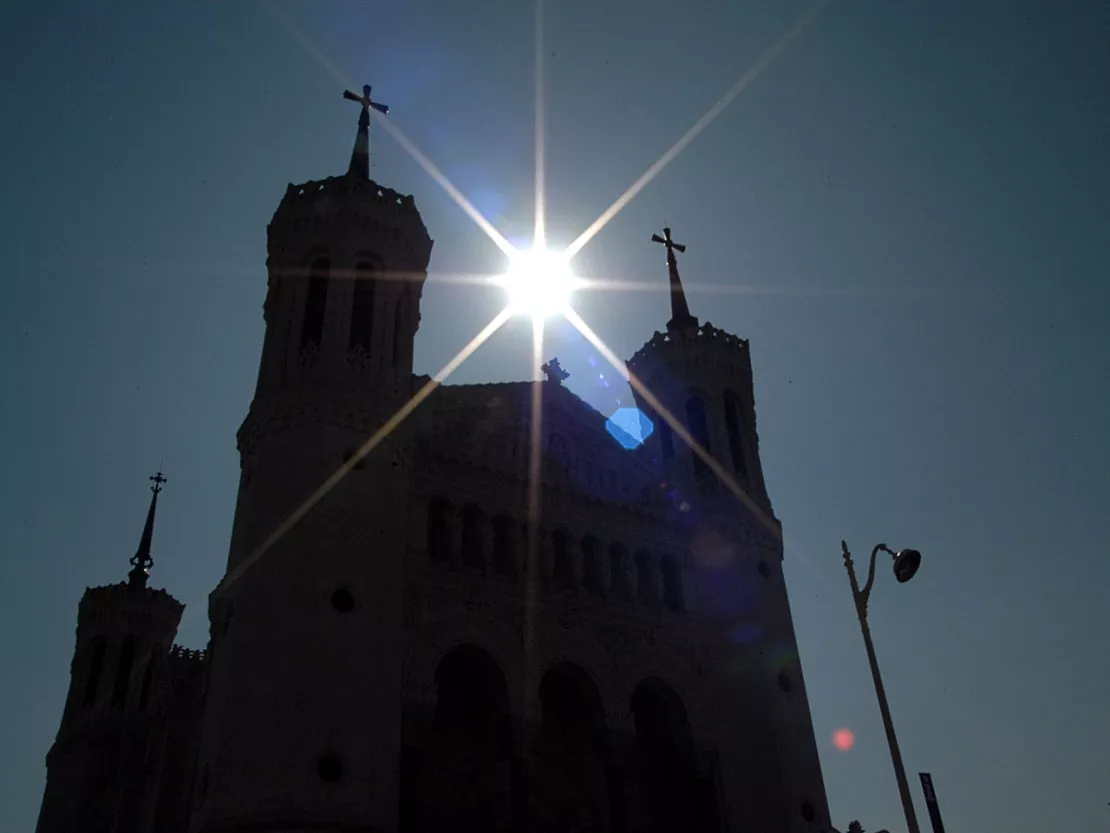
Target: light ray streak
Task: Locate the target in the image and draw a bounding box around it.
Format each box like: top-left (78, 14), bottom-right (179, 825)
top-left (263, 0), bottom-right (353, 89)
top-left (575, 275), bottom-right (912, 300)
top-left (564, 308), bottom-right (781, 542)
top-left (564, 0), bottom-right (832, 260)
top-left (375, 115), bottom-right (517, 258)
top-left (262, 1), bottom-right (516, 259)
top-left (218, 307), bottom-right (513, 593)
top-left (534, 0), bottom-right (547, 249)
top-left (523, 315), bottom-right (546, 722)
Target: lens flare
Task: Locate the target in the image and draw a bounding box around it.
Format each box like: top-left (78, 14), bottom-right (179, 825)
top-left (832, 727), bottom-right (856, 751)
top-left (498, 246), bottom-right (582, 319)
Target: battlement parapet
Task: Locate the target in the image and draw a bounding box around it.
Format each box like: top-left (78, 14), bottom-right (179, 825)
top-left (267, 175), bottom-right (433, 265)
top-left (627, 322), bottom-right (750, 371)
top-left (168, 645), bottom-right (206, 664)
top-left (78, 582), bottom-right (184, 633)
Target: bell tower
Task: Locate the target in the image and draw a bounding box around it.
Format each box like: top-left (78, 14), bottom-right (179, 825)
top-left (627, 229), bottom-right (831, 833)
top-left (193, 87), bottom-right (433, 833)
top-left (37, 473), bottom-right (184, 833)
top-left (629, 226), bottom-right (770, 510)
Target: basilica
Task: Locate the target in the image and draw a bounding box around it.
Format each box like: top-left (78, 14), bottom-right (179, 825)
top-left (36, 89), bottom-right (831, 833)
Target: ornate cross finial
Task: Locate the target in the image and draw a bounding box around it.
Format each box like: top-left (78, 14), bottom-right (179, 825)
top-left (342, 84), bottom-right (390, 180)
top-left (651, 226), bottom-right (698, 331)
top-left (541, 357), bottom-right (570, 385)
top-left (128, 471), bottom-right (166, 589)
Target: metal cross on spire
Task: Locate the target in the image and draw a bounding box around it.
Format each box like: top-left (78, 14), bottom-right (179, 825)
top-left (342, 84), bottom-right (389, 180)
top-left (651, 226), bottom-right (698, 330)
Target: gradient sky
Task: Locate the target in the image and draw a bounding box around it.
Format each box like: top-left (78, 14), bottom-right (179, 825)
top-left (2, 1), bottom-right (1109, 831)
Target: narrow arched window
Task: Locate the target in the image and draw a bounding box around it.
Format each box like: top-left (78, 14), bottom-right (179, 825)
top-left (661, 556), bottom-right (683, 612)
top-left (723, 391), bottom-right (748, 482)
top-left (138, 649), bottom-right (159, 711)
top-left (685, 395), bottom-right (711, 480)
top-left (609, 543), bottom-right (630, 600)
top-left (349, 262), bottom-right (376, 354)
top-left (427, 497), bottom-right (451, 562)
top-left (581, 537), bottom-right (604, 595)
top-left (460, 505), bottom-right (484, 568)
top-left (82, 636), bottom-right (106, 709)
top-left (492, 515), bottom-right (516, 576)
top-left (111, 636), bottom-right (137, 708)
top-left (635, 550), bottom-right (658, 606)
top-left (552, 529), bottom-right (575, 589)
top-left (300, 258), bottom-right (330, 350)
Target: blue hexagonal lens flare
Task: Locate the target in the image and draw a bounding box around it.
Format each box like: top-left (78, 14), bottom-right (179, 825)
top-left (605, 407), bottom-right (654, 450)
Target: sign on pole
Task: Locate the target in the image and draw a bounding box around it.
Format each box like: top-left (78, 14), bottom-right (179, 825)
top-left (918, 772), bottom-right (947, 833)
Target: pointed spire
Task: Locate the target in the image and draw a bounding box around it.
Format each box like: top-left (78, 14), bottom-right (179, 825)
top-left (128, 471), bottom-right (166, 589)
top-left (342, 84), bottom-right (390, 180)
top-left (650, 226), bottom-right (699, 331)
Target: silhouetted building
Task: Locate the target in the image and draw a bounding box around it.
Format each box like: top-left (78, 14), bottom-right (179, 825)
top-left (37, 92), bottom-right (830, 833)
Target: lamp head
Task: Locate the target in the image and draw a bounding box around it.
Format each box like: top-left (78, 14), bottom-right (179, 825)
top-left (892, 548), bottom-right (921, 583)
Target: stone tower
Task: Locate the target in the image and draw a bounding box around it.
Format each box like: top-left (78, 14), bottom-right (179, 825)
top-left (626, 231), bottom-right (830, 832)
top-left (191, 89), bottom-right (433, 833)
top-left (37, 474), bottom-right (186, 833)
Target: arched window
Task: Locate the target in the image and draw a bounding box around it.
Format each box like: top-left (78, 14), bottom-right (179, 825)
top-left (492, 515), bottom-right (516, 576)
top-left (111, 636), bottom-right (137, 708)
top-left (660, 556), bottom-right (683, 612)
top-left (551, 529), bottom-right (575, 589)
top-left (608, 542), bottom-right (630, 600)
top-left (300, 258), bottom-right (330, 350)
top-left (427, 497), bottom-right (451, 562)
top-left (82, 636), bottom-right (106, 709)
top-left (348, 261), bottom-right (377, 354)
top-left (138, 649), bottom-right (159, 711)
top-left (685, 395), bottom-right (711, 480)
top-left (723, 391), bottom-right (748, 482)
top-left (460, 505), bottom-right (485, 568)
top-left (635, 550), bottom-right (658, 606)
top-left (581, 537), bottom-right (604, 595)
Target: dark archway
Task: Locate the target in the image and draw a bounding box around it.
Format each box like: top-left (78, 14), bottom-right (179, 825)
top-left (406, 646), bottom-right (514, 833)
top-left (434, 645), bottom-right (510, 743)
top-left (538, 663), bottom-right (605, 756)
top-left (625, 679), bottom-right (720, 833)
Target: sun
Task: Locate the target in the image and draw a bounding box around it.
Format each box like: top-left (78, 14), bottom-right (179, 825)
top-left (498, 246), bottom-right (581, 319)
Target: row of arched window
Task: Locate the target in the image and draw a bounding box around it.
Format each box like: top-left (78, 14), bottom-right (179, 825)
top-left (298, 258), bottom-right (408, 361)
top-left (79, 635), bottom-right (159, 714)
top-left (400, 645), bottom-right (720, 832)
top-left (425, 498), bottom-right (686, 613)
top-left (655, 391), bottom-right (750, 484)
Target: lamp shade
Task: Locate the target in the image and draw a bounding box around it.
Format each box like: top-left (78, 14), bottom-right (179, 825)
top-left (892, 548), bottom-right (921, 583)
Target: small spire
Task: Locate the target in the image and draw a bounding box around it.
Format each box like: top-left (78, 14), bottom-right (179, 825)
top-left (342, 84), bottom-right (390, 180)
top-left (128, 471), bottom-right (166, 589)
top-left (650, 226), bottom-right (698, 331)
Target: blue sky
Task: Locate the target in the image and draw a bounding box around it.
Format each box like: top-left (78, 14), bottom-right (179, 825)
top-left (2, 1), bottom-right (1108, 831)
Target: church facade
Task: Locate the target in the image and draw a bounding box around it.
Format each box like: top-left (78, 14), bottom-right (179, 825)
top-left (37, 93), bottom-right (831, 833)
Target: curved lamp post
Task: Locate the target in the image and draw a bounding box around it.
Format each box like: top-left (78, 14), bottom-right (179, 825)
top-left (842, 540), bottom-right (922, 833)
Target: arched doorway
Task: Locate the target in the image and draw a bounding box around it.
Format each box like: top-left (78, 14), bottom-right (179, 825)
top-left (407, 645), bottom-right (513, 833)
top-left (625, 678), bottom-right (721, 833)
top-left (528, 663), bottom-right (610, 833)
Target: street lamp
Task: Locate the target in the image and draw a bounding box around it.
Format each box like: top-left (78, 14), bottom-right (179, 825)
top-left (841, 540), bottom-right (923, 833)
